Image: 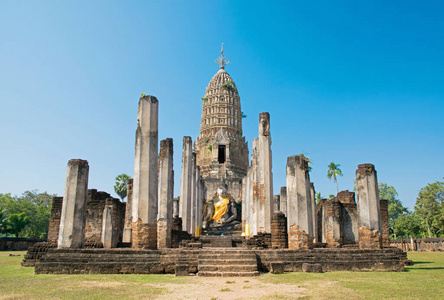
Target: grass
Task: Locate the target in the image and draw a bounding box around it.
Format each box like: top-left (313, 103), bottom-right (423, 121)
top-left (0, 251), bottom-right (443, 299)
top-left (258, 252), bottom-right (444, 299)
top-left (0, 251), bottom-right (182, 299)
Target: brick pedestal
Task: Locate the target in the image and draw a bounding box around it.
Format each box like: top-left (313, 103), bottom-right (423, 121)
top-left (358, 226), bottom-right (382, 249)
top-left (288, 224), bottom-right (313, 250)
top-left (271, 212), bottom-right (288, 249)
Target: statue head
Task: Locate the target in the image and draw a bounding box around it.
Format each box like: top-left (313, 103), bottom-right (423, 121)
top-left (216, 185), bottom-right (228, 198)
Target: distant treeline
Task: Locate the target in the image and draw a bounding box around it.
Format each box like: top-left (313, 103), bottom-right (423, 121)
top-left (0, 191), bottom-right (53, 238)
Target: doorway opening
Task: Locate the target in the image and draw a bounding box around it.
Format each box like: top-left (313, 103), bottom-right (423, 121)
top-left (218, 145), bottom-right (226, 164)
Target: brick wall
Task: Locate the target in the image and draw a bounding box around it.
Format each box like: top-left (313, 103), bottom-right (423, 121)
top-left (47, 197), bottom-right (63, 243)
top-left (380, 199), bottom-right (390, 247)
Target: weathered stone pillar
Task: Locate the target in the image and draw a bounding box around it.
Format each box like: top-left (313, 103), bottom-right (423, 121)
top-left (102, 199), bottom-right (118, 248)
top-left (173, 197), bottom-right (180, 218)
top-left (286, 155), bottom-right (314, 242)
top-left (273, 195), bottom-right (280, 213)
top-left (179, 136), bottom-right (193, 233)
top-left (356, 163), bottom-right (382, 249)
top-left (122, 179), bottom-right (133, 243)
top-left (189, 153), bottom-right (197, 236)
top-left (271, 212), bottom-right (288, 248)
top-left (242, 170), bottom-right (252, 236)
top-left (194, 166), bottom-right (203, 237)
top-left (310, 183), bottom-right (317, 242)
top-left (58, 159), bottom-right (89, 249)
top-left (279, 187), bottom-right (287, 216)
top-left (323, 198), bottom-right (342, 248)
top-left (132, 95), bottom-right (159, 249)
top-left (157, 138), bottom-right (174, 248)
top-left (249, 112), bottom-right (273, 234)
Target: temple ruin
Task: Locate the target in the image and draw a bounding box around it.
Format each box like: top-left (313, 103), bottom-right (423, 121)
top-left (23, 46), bottom-right (406, 275)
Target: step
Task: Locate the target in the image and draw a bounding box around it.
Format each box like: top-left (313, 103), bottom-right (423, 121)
top-left (198, 258), bottom-right (257, 265)
top-left (198, 265), bottom-right (258, 272)
top-left (198, 253), bottom-right (257, 258)
top-left (198, 271), bottom-right (259, 277)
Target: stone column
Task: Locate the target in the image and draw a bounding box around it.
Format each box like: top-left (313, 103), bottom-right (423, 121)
top-left (173, 197), bottom-right (180, 218)
top-left (179, 136), bottom-right (193, 233)
top-left (122, 179), bottom-right (133, 243)
top-left (102, 199), bottom-right (118, 248)
top-left (310, 183), bottom-right (317, 242)
top-left (132, 95), bottom-right (159, 249)
top-left (58, 159), bottom-right (89, 249)
top-left (242, 169), bottom-right (253, 236)
top-left (323, 199), bottom-right (342, 248)
top-left (356, 163), bottom-right (382, 249)
top-left (157, 138), bottom-right (174, 248)
top-left (241, 176), bottom-right (247, 235)
top-left (189, 153), bottom-right (197, 236)
top-left (273, 195), bottom-right (280, 213)
top-left (279, 187), bottom-right (287, 216)
top-left (194, 166), bottom-right (203, 237)
top-left (286, 155), bottom-right (314, 238)
top-left (251, 112), bottom-right (273, 234)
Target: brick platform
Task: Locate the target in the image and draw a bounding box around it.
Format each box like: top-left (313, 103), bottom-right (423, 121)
top-left (33, 247), bottom-right (406, 275)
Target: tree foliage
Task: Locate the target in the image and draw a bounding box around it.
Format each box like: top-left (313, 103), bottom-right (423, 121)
top-left (0, 207), bottom-right (8, 234)
top-left (327, 162), bottom-right (343, 193)
top-left (0, 191), bottom-right (54, 238)
top-left (392, 212), bottom-right (423, 238)
top-left (378, 183), bottom-right (408, 231)
top-left (6, 212), bottom-right (30, 237)
top-left (414, 180), bottom-right (444, 238)
top-left (315, 192), bottom-right (322, 203)
top-left (114, 174), bottom-right (132, 201)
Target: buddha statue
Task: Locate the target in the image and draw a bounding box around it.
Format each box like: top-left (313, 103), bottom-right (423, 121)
top-left (202, 185), bottom-right (238, 230)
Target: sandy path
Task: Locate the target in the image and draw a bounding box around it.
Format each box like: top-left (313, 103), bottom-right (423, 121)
top-left (153, 276), bottom-right (305, 300)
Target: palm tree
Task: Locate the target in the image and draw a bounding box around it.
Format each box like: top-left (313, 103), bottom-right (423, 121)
top-left (315, 192), bottom-right (322, 204)
top-left (327, 162), bottom-right (343, 194)
top-left (114, 174), bottom-right (132, 201)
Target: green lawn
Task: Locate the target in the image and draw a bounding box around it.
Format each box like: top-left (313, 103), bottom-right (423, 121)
top-left (258, 252), bottom-right (444, 299)
top-left (0, 251), bottom-right (443, 299)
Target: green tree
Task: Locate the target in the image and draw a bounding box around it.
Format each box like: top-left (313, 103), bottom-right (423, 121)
top-left (315, 192), bottom-right (322, 203)
top-left (0, 191), bottom-right (54, 238)
top-left (114, 174), bottom-right (132, 201)
top-left (327, 162), bottom-right (343, 193)
top-left (6, 212), bottom-right (30, 237)
top-left (0, 207), bottom-right (8, 235)
top-left (378, 183), bottom-right (408, 231)
top-left (392, 212), bottom-right (423, 238)
top-left (414, 180), bottom-right (444, 238)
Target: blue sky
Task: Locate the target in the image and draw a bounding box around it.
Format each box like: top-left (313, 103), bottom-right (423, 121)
top-left (1, 1), bottom-right (443, 210)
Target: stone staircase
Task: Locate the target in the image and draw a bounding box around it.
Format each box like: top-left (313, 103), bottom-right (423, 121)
top-left (198, 249), bottom-right (259, 276)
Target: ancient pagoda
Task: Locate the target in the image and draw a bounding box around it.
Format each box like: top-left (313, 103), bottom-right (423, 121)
top-left (195, 45), bottom-right (249, 204)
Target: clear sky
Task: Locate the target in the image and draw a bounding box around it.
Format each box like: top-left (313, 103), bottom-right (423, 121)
top-left (1, 1), bottom-right (443, 210)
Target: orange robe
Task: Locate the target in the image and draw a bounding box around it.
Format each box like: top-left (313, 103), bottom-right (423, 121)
top-left (212, 198), bottom-right (229, 222)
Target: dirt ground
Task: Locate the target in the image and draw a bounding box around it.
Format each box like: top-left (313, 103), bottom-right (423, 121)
top-left (152, 276), bottom-right (306, 300)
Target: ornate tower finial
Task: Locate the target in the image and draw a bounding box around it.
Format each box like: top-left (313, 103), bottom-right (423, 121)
top-left (216, 43), bottom-right (229, 69)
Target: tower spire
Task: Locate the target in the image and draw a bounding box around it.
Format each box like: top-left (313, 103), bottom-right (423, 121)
top-left (216, 43), bottom-right (229, 69)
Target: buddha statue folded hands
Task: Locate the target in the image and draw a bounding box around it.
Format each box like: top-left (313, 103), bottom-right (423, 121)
top-left (203, 185), bottom-right (239, 230)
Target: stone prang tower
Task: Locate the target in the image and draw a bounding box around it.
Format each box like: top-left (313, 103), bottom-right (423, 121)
top-left (195, 45), bottom-right (249, 203)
